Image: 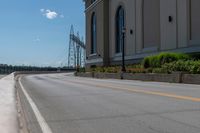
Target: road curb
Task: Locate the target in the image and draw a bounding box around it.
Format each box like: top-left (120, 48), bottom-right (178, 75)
top-left (15, 80), bottom-right (29, 133)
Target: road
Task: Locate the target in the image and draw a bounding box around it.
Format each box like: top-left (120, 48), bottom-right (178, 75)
top-left (18, 73), bottom-right (200, 133)
top-left (0, 75), bottom-right (6, 79)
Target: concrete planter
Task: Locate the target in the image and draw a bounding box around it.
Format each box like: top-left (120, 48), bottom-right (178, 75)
top-left (94, 73), bottom-right (121, 79)
top-left (123, 73), bottom-right (181, 83)
top-left (75, 72), bottom-right (93, 78)
top-left (123, 73), bottom-right (153, 81)
top-left (75, 72), bottom-right (200, 85)
top-left (182, 74), bottom-right (200, 84)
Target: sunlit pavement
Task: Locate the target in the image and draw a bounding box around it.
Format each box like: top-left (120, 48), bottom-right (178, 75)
top-left (19, 73), bottom-right (200, 133)
top-left (0, 74), bottom-right (18, 133)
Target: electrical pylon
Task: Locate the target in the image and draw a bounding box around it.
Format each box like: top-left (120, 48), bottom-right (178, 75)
top-left (68, 25), bottom-right (86, 68)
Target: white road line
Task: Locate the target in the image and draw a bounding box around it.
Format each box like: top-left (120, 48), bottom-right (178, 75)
top-left (19, 77), bottom-right (53, 133)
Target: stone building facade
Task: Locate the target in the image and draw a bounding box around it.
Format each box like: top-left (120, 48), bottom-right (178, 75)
top-left (84, 0), bottom-right (200, 67)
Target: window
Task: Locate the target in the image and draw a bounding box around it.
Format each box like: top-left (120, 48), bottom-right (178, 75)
top-left (91, 13), bottom-right (97, 54)
top-left (116, 6), bottom-right (125, 53)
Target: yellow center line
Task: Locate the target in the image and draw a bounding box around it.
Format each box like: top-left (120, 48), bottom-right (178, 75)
top-left (68, 79), bottom-right (200, 102)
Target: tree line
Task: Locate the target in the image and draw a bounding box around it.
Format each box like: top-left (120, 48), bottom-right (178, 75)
top-left (0, 64), bottom-right (74, 74)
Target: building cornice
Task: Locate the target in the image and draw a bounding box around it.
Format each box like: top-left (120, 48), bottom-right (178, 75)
top-left (84, 0), bottom-right (103, 13)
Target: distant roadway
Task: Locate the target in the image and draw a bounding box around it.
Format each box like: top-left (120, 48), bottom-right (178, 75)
top-left (18, 73), bottom-right (200, 133)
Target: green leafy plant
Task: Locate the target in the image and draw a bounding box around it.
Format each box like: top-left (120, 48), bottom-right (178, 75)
top-left (79, 67), bottom-right (86, 73)
top-left (142, 52), bottom-right (190, 68)
top-left (161, 60), bottom-right (200, 74)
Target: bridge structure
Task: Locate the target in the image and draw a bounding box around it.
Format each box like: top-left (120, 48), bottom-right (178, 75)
top-left (68, 25), bottom-right (86, 68)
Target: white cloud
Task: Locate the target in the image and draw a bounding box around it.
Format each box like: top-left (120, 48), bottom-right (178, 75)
top-left (45, 10), bottom-right (58, 19)
top-left (40, 9), bottom-right (58, 20)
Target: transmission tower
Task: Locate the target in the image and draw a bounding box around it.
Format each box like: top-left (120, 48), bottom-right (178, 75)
top-left (68, 25), bottom-right (86, 68)
top-left (68, 26), bottom-right (76, 67)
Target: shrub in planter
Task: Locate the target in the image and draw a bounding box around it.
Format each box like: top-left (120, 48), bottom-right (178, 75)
top-left (126, 68), bottom-right (146, 73)
top-left (79, 67), bottom-right (86, 73)
top-left (152, 68), bottom-right (169, 74)
top-left (161, 60), bottom-right (200, 74)
top-left (188, 61), bottom-right (200, 74)
top-left (90, 65), bottom-right (97, 71)
top-left (142, 55), bottom-right (159, 68)
top-left (104, 66), bottom-right (120, 73)
top-left (127, 64), bottom-right (143, 69)
top-left (94, 67), bottom-right (105, 73)
top-left (146, 68), bottom-right (153, 73)
top-left (126, 64), bottom-right (146, 73)
top-left (158, 52), bottom-right (189, 66)
top-left (161, 60), bottom-right (188, 73)
top-left (142, 52), bottom-right (190, 68)
top-left (143, 57), bottom-right (150, 68)
top-left (189, 53), bottom-right (200, 60)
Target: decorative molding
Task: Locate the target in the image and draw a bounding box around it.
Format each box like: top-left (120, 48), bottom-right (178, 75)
top-left (85, 0), bottom-right (103, 13)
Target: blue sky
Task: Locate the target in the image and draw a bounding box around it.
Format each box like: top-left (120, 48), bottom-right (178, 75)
top-left (0, 0), bottom-right (85, 67)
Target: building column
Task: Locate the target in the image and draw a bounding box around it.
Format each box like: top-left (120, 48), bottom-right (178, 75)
top-left (135, 0), bottom-right (143, 53)
top-left (177, 0), bottom-right (188, 48)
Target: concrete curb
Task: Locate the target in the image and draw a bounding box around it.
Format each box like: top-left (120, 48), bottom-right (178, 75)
top-left (16, 83), bottom-right (29, 133)
top-left (0, 73), bottom-right (18, 133)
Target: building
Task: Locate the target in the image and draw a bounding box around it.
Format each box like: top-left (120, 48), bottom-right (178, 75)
top-left (83, 0), bottom-right (200, 68)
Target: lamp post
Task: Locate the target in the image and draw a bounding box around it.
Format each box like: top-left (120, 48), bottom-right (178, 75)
top-left (121, 27), bottom-right (126, 72)
top-left (76, 45), bottom-right (80, 72)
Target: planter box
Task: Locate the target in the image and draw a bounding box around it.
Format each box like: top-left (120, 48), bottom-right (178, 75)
top-left (182, 74), bottom-right (200, 84)
top-left (123, 73), bottom-right (181, 83)
top-left (123, 73), bottom-right (153, 81)
top-left (75, 72), bottom-right (93, 78)
top-left (75, 72), bottom-right (200, 85)
top-left (94, 73), bottom-right (121, 79)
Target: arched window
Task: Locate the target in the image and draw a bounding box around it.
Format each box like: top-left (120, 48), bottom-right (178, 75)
top-left (91, 13), bottom-right (97, 54)
top-left (116, 6), bottom-right (125, 53)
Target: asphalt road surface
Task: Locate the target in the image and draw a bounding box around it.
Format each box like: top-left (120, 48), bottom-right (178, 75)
top-left (0, 75), bottom-right (6, 79)
top-left (18, 73), bottom-right (200, 133)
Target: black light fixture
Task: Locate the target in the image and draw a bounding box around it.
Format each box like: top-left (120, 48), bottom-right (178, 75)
top-left (130, 29), bottom-right (133, 35)
top-left (121, 27), bottom-right (126, 72)
top-left (168, 16), bottom-right (173, 22)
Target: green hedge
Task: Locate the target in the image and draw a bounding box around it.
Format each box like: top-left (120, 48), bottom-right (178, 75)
top-left (161, 60), bottom-right (200, 74)
top-left (84, 53), bottom-right (200, 74)
top-left (189, 53), bottom-right (200, 60)
top-left (142, 52), bottom-right (190, 68)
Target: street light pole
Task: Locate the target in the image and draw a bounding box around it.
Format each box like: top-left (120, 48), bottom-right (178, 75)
top-left (76, 45), bottom-right (80, 72)
top-left (121, 27), bottom-right (126, 72)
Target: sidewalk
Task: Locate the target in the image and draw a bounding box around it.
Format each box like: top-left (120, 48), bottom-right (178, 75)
top-left (0, 73), bottom-right (18, 133)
